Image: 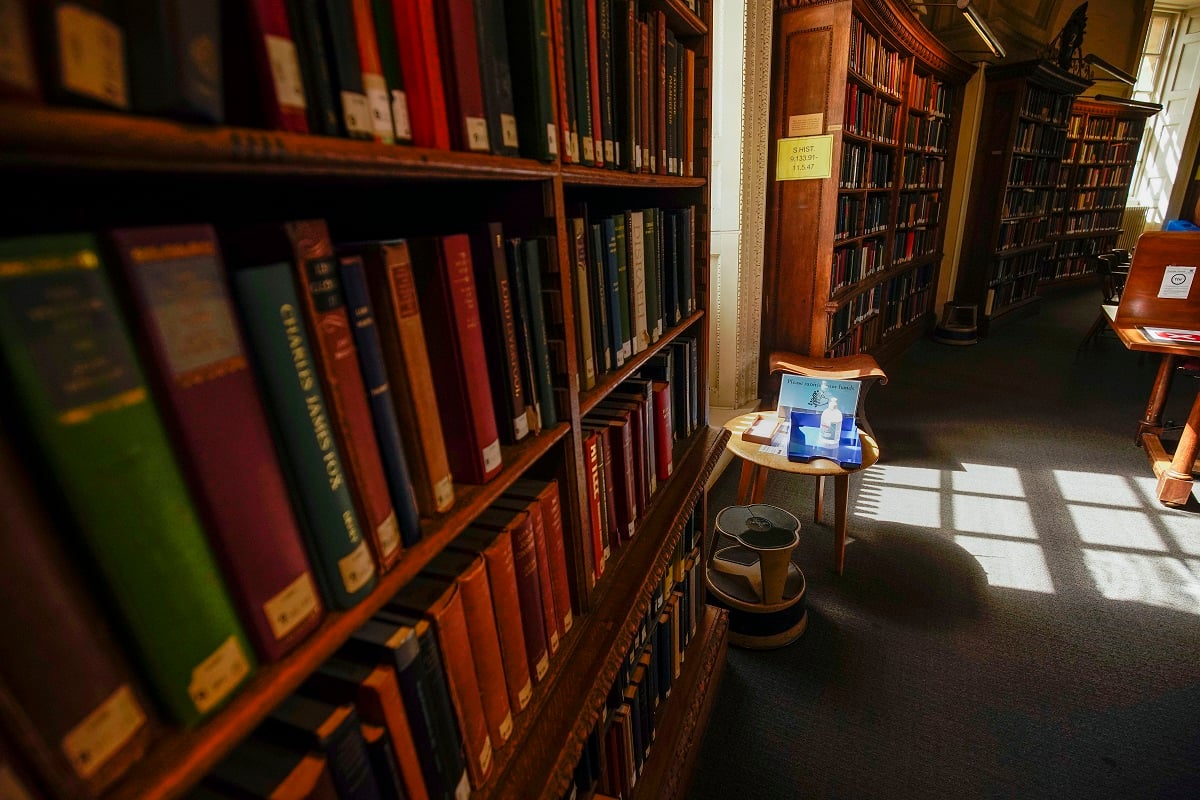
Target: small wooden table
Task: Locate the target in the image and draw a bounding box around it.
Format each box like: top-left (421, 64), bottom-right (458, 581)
top-left (723, 411), bottom-right (880, 574)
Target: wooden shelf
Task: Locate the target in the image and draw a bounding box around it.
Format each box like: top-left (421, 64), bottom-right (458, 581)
top-left (560, 165), bottom-right (706, 189)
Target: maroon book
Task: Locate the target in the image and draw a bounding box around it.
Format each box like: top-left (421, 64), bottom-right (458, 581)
top-left (432, 0), bottom-right (490, 152)
top-left (503, 478), bottom-right (574, 637)
top-left (110, 224), bottom-right (325, 662)
top-left (408, 235), bottom-right (503, 485)
top-left (489, 497), bottom-right (560, 652)
top-left (0, 434), bottom-right (157, 798)
top-left (651, 380), bottom-right (673, 481)
top-left (245, 0), bottom-right (310, 132)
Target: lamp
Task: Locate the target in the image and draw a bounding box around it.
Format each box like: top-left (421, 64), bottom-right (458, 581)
top-left (1092, 94), bottom-right (1163, 113)
top-left (911, 1), bottom-right (1007, 59)
top-left (1084, 54), bottom-right (1137, 85)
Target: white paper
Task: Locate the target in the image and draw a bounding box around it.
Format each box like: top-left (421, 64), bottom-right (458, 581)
top-left (1157, 265), bottom-right (1196, 299)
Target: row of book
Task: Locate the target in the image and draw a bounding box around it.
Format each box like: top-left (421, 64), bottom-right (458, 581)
top-left (903, 115), bottom-right (950, 154)
top-left (1074, 164), bottom-right (1133, 188)
top-left (827, 284), bottom-right (882, 350)
top-left (834, 195), bottom-right (889, 241)
top-left (1051, 209), bottom-right (1123, 235)
top-left (880, 263), bottom-right (934, 335)
top-left (897, 191), bottom-right (942, 228)
top-left (0, 216), bottom-right (579, 789)
top-left (1067, 114), bottom-right (1144, 140)
top-left (988, 251), bottom-right (1042, 288)
top-left (909, 72), bottom-right (953, 117)
top-left (1007, 155), bottom-right (1061, 187)
top-left (194, 481), bottom-right (575, 800)
top-left (838, 142), bottom-right (893, 190)
top-left (996, 215), bottom-right (1051, 251)
top-left (1002, 186), bottom-right (1053, 219)
top-left (1065, 140), bottom-right (1134, 164)
top-left (566, 206), bottom-right (697, 393)
top-left (844, 84), bottom-right (900, 145)
top-left (892, 227), bottom-right (937, 264)
top-left (1023, 87), bottom-right (1073, 124)
top-left (901, 153), bottom-right (944, 189)
top-left (983, 271), bottom-right (1039, 316)
top-left (1014, 120), bottom-right (1067, 156)
top-left (848, 16), bottom-right (904, 97)
top-left (1062, 187), bottom-right (1126, 211)
top-left (830, 237), bottom-right (887, 296)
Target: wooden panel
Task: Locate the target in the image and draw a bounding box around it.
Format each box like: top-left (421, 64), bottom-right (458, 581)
top-left (1115, 231), bottom-right (1200, 327)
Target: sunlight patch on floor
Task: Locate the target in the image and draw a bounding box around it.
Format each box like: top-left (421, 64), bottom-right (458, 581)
top-left (853, 485), bottom-right (941, 527)
top-left (952, 463), bottom-right (1024, 497)
top-left (1069, 506), bottom-right (1168, 552)
top-left (863, 464), bottom-right (941, 489)
top-left (1053, 469), bottom-right (1141, 507)
top-left (1083, 549), bottom-right (1200, 615)
top-left (954, 536), bottom-right (1055, 593)
top-left (953, 494), bottom-right (1038, 538)
top-left (1163, 515), bottom-right (1200, 557)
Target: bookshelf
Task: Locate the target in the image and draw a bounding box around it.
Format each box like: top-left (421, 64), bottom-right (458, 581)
top-left (1041, 97), bottom-right (1157, 288)
top-left (952, 59), bottom-right (1091, 333)
top-left (758, 0), bottom-right (972, 387)
top-left (0, 2), bottom-right (726, 800)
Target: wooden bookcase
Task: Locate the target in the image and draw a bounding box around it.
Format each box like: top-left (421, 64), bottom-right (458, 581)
top-left (953, 59), bottom-right (1091, 333)
top-left (0, 1), bottom-right (727, 799)
top-left (1041, 97), bottom-right (1157, 288)
top-left (759, 0), bottom-right (972, 385)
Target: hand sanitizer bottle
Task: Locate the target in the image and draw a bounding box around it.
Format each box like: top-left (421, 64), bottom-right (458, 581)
top-left (819, 397), bottom-right (842, 445)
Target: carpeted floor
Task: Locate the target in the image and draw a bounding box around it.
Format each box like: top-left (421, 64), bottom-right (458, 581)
top-left (688, 287), bottom-right (1200, 800)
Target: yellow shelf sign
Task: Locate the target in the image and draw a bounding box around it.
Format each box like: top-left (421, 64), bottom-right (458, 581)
top-left (776, 135), bottom-right (833, 181)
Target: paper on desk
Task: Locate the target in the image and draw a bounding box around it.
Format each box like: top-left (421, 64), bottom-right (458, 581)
top-left (1157, 265), bottom-right (1196, 300)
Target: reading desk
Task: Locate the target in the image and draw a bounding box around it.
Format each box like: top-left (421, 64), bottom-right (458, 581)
top-left (1104, 231), bottom-right (1200, 507)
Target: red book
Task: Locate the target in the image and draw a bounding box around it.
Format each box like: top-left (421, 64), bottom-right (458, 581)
top-left (422, 550), bottom-right (515, 746)
top-left (503, 478), bottom-right (574, 636)
top-left (449, 528), bottom-right (534, 713)
top-left (651, 379), bottom-right (673, 481)
top-left (388, 577), bottom-right (493, 788)
top-left (592, 400), bottom-right (646, 514)
top-left (390, 0), bottom-right (451, 149)
top-left (432, 0), bottom-right (490, 152)
top-left (584, 419), bottom-right (633, 542)
top-left (278, 221), bottom-right (404, 573)
top-left (470, 508), bottom-right (551, 683)
top-left (110, 225), bottom-right (324, 661)
top-left (408, 235), bottom-right (503, 485)
top-left (350, 0), bottom-right (396, 143)
top-left (547, 0), bottom-right (574, 163)
top-left (489, 497), bottom-right (559, 652)
top-left (246, 0), bottom-right (309, 132)
top-left (581, 428), bottom-right (608, 580)
top-left (585, 0), bottom-right (605, 167)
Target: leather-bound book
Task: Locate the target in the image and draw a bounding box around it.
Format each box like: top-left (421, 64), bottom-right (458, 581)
top-left (229, 0), bottom-right (309, 132)
top-left (473, 0), bottom-right (520, 156)
top-left (123, 0), bottom-right (223, 122)
top-left (0, 234), bottom-right (255, 726)
top-left (284, 0), bottom-right (340, 135)
top-left (584, 0), bottom-right (605, 166)
top-left (389, 0), bottom-right (451, 149)
top-left (504, 477), bottom-right (574, 636)
top-left (228, 259), bottom-right (377, 610)
top-left (408, 234), bottom-right (502, 485)
top-left (567, 0), bottom-right (593, 165)
top-left (350, 0), bottom-right (396, 143)
top-left (29, 0), bottom-right (128, 110)
top-left (650, 379), bottom-right (673, 480)
top-left (316, 0), bottom-right (373, 139)
top-left (206, 735), bottom-right (339, 800)
top-left (447, 528), bottom-right (533, 714)
top-left (0, 435), bottom-right (156, 798)
top-left (503, 0), bottom-right (559, 162)
top-left (469, 508), bottom-right (550, 682)
top-left (360, 723), bottom-right (407, 800)
top-left (422, 550), bottom-right (515, 745)
top-left (432, 0), bottom-right (488, 152)
top-left (369, 0), bottom-right (412, 142)
top-left (580, 428), bottom-right (609, 579)
top-left (470, 222), bottom-right (529, 446)
top-left (110, 224), bottom-right (324, 662)
top-left (0, 0), bottom-right (39, 102)
top-left (488, 497), bottom-right (560, 652)
top-left (549, 0), bottom-right (577, 163)
top-left (388, 578), bottom-right (493, 788)
top-left (339, 238), bottom-right (454, 516)
top-left (262, 696), bottom-right (382, 800)
top-left (582, 414), bottom-right (636, 541)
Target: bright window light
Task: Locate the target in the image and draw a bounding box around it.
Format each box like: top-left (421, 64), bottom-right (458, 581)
top-left (1163, 516), bottom-right (1200, 557)
top-left (1083, 550), bottom-right (1200, 615)
top-left (955, 536), bottom-right (1055, 593)
top-left (1069, 506), bottom-right (1167, 552)
top-left (953, 495), bottom-right (1038, 538)
top-left (951, 463), bottom-right (1024, 497)
top-left (1052, 470), bottom-right (1140, 507)
top-left (853, 485), bottom-right (941, 528)
top-left (863, 464), bottom-right (941, 489)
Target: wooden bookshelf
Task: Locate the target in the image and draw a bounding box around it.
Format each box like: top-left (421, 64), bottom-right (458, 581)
top-left (1041, 97), bottom-right (1157, 288)
top-left (0, 1), bottom-right (726, 798)
top-left (759, 0), bottom-right (972, 386)
top-left (953, 59), bottom-right (1091, 333)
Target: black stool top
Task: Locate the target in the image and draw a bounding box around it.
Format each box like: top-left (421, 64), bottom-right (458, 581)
top-left (715, 504), bottom-right (800, 551)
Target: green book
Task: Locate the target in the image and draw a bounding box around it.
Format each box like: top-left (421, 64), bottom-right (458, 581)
top-left (230, 261), bottom-right (378, 611)
top-left (0, 234), bottom-right (254, 726)
top-left (612, 214), bottom-right (632, 360)
top-left (642, 208), bottom-right (661, 341)
top-left (504, 0), bottom-right (558, 162)
top-left (370, 0), bottom-right (413, 143)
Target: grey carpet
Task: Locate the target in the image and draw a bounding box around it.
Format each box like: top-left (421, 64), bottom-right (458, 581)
top-left (688, 287), bottom-right (1200, 800)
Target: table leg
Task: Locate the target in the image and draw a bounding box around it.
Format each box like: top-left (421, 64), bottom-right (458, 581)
top-left (751, 463), bottom-right (769, 503)
top-left (814, 475), bottom-right (826, 523)
top-left (1156, 389), bottom-right (1200, 506)
top-left (834, 474), bottom-right (849, 575)
top-left (1138, 355), bottom-right (1177, 445)
top-left (736, 460), bottom-right (758, 504)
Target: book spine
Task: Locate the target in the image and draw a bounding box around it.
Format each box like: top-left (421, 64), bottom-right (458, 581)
top-left (111, 225), bottom-right (324, 662)
top-left (641, 209), bottom-right (660, 340)
top-left (685, 47), bottom-right (694, 175)
top-left (628, 210), bottom-right (648, 352)
top-left (0, 435), bottom-right (156, 798)
top-left (391, 0), bottom-right (451, 149)
top-left (289, 221), bottom-right (402, 573)
top-left (522, 480), bottom-right (574, 634)
top-left (318, 0), bottom-right (373, 139)
top-left (474, 0), bottom-right (520, 156)
top-left (503, 240), bottom-right (542, 436)
top-left (284, 0), bottom-right (341, 135)
top-left (665, 32), bottom-right (676, 175)
top-left (471, 223), bottom-right (529, 445)
top-left (587, 221), bottom-right (612, 373)
top-left (594, 425), bottom-right (620, 557)
top-left (522, 238), bottom-right (559, 428)
top-left (231, 260), bottom-right (378, 610)
top-left (496, 515), bottom-right (551, 682)
top-left (0, 233), bottom-right (255, 726)
top-left (655, 11), bottom-right (667, 175)
top-left (244, 0), bottom-right (308, 131)
top-left (569, 0), bottom-right (594, 165)
top-left (600, 218), bottom-right (624, 366)
top-left (409, 235), bottom-right (503, 484)
top-left (0, 0), bottom-right (39, 102)
top-left (585, 0), bottom-right (606, 166)
top-left (337, 255), bottom-right (423, 548)
top-left (613, 215), bottom-right (631, 359)
top-left (549, 0), bottom-right (576, 163)
top-left (651, 380), bottom-right (673, 480)
top-left (369, 0), bottom-right (412, 142)
top-left (124, 0), bottom-right (223, 122)
top-left (680, 206), bottom-right (695, 314)
top-left (350, 0), bottom-right (396, 143)
top-left (361, 724), bottom-right (408, 800)
top-left (569, 218), bottom-right (596, 389)
top-left (616, 0), bottom-right (636, 171)
top-left (434, 0), bottom-right (490, 152)
top-left (351, 240), bottom-right (455, 515)
top-left (598, 0), bottom-right (616, 165)
top-left (638, 18), bottom-right (650, 172)
top-left (32, 0), bottom-right (129, 110)
top-left (504, 0), bottom-right (558, 161)
top-left (582, 430), bottom-right (607, 580)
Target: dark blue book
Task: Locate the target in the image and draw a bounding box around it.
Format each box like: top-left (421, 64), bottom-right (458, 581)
top-left (262, 695), bottom-right (382, 800)
top-left (522, 237), bottom-right (559, 428)
top-left (600, 217), bottom-right (624, 367)
top-left (337, 254), bottom-right (422, 547)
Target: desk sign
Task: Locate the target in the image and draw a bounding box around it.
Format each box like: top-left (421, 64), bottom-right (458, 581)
top-left (1158, 265), bottom-right (1196, 299)
top-left (776, 135), bottom-right (833, 181)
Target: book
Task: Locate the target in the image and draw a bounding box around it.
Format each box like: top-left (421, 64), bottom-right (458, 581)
top-left (350, 0), bottom-right (396, 143)
top-left (263, 695), bottom-right (382, 800)
top-left (229, 259), bottom-right (378, 610)
top-left (30, 0), bottom-right (129, 110)
top-left (235, 0), bottom-right (309, 132)
top-left (523, 236), bottom-right (560, 427)
top-left (0, 434), bottom-right (156, 798)
top-left (368, 0), bottom-right (413, 142)
top-left (339, 238), bottom-right (455, 516)
top-left (1139, 326), bottom-right (1200, 344)
top-left (447, 528), bottom-right (534, 713)
top-left (285, 0), bottom-right (341, 135)
top-left (468, 508), bottom-right (551, 683)
top-left (651, 380), bottom-right (673, 480)
top-left (599, 218), bottom-right (625, 367)
top-left (474, 0), bottom-right (520, 156)
top-left (550, 0), bottom-right (577, 162)
top-left (343, 618), bottom-right (469, 800)
top-left (567, 217), bottom-right (596, 389)
top-left (614, 0), bottom-right (636, 172)
top-left (586, 219), bottom-right (613, 372)
top-left (612, 214), bottom-right (632, 359)
top-left (206, 735), bottom-right (339, 799)
top-left (432, 0), bottom-right (489, 152)
top-left (503, 478), bottom-right (574, 636)
top-left (361, 723), bottom-right (407, 800)
top-left (597, 0), bottom-right (616, 165)
top-left (567, 0), bottom-right (593, 165)
top-left (584, 0), bottom-right (605, 166)
top-left (582, 416), bottom-right (634, 542)
top-left (489, 497), bottom-right (560, 652)
top-left (317, 0), bottom-right (373, 139)
top-left (504, 0), bottom-right (559, 161)
top-left (0, 0), bottom-right (39, 102)
top-left (408, 235), bottom-right (503, 485)
top-left (503, 238), bottom-right (543, 435)
top-left (389, 0), bottom-right (451, 149)
top-left (422, 549), bottom-right (515, 745)
top-left (388, 578), bottom-right (494, 788)
top-left (627, 210), bottom-right (648, 352)
top-left (471, 222), bottom-right (529, 445)
top-left (580, 428), bottom-right (609, 580)
top-left (304, 656), bottom-right (430, 800)
top-left (110, 224), bottom-right (324, 662)
top-left (123, 0), bottom-right (222, 122)
top-left (0, 233), bottom-right (254, 726)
